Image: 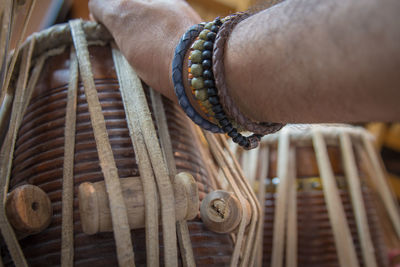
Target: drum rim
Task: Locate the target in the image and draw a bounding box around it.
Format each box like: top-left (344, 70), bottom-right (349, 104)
top-left (24, 20), bottom-right (112, 58)
top-left (8, 20), bottom-right (112, 90)
top-left (260, 123), bottom-right (374, 145)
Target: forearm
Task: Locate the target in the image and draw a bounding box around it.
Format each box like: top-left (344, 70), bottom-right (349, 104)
top-left (89, 0), bottom-right (201, 101)
top-left (225, 0), bottom-right (400, 123)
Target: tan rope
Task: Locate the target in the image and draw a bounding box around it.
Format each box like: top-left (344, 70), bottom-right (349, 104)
top-left (4, 43), bottom-right (84, 121)
top-left (271, 128), bottom-right (290, 267)
top-left (242, 147), bottom-right (258, 187)
top-left (218, 135), bottom-right (262, 266)
top-left (362, 133), bottom-right (400, 238)
top-left (255, 146), bottom-right (268, 267)
top-left (149, 89), bottom-right (176, 176)
top-left (261, 124), bottom-right (368, 145)
top-left (312, 129), bottom-right (359, 267)
top-left (203, 132), bottom-right (249, 267)
top-left (219, 137), bottom-right (261, 266)
top-left (356, 143), bottom-right (400, 249)
top-left (285, 148), bottom-right (297, 267)
top-left (112, 47), bottom-right (160, 266)
top-left (2, 0), bottom-right (36, 95)
top-left (112, 48), bottom-right (162, 266)
top-left (69, 20), bottom-right (135, 267)
top-left (149, 89), bottom-right (195, 267)
top-left (111, 47), bottom-right (178, 266)
top-left (0, 92), bottom-right (12, 146)
top-left (0, 38), bottom-right (38, 267)
top-left (60, 47), bottom-right (78, 267)
top-left (0, 0), bottom-right (14, 91)
top-left (340, 132), bottom-right (377, 267)
top-left (218, 135), bottom-right (261, 267)
top-left (192, 125), bottom-right (221, 190)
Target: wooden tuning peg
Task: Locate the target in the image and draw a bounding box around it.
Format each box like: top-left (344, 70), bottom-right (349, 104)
top-left (79, 172), bottom-right (199, 235)
top-left (5, 184), bottom-right (52, 235)
top-left (200, 190), bottom-right (251, 233)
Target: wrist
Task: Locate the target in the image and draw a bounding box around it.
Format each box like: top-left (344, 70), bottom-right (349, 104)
top-left (168, 18), bottom-right (203, 102)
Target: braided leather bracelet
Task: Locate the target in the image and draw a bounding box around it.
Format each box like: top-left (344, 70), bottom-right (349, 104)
top-left (213, 13), bottom-right (285, 135)
top-left (172, 24), bottom-right (223, 133)
top-left (187, 16), bottom-right (263, 150)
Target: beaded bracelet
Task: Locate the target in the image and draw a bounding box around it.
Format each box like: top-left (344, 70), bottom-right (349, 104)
top-left (213, 13), bottom-right (285, 135)
top-left (172, 24), bottom-right (223, 133)
top-left (187, 16), bottom-right (263, 150)
top-left (187, 39), bottom-right (218, 125)
top-left (173, 15), bottom-right (283, 149)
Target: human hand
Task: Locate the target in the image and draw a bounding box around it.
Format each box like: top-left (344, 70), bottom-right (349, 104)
top-left (89, 0), bottom-right (202, 101)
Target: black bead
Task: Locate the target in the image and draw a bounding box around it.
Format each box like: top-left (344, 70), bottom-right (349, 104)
top-left (223, 124), bottom-right (233, 133)
top-left (232, 134), bottom-right (242, 143)
top-left (214, 111), bottom-right (225, 120)
top-left (212, 104), bottom-right (223, 113)
top-left (202, 59), bottom-right (212, 69)
top-left (239, 138), bottom-right (248, 147)
top-left (204, 41), bottom-right (213, 51)
top-left (219, 118), bottom-right (229, 127)
top-left (209, 96), bottom-right (219, 105)
top-left (202, 50), bottom-right (212, 60)
top-left (228, 129), bottom-right (239, 138)
top-left (207, 87), bottom-right (217, 96)
top-left (215, 18), bottom-right (222, 26)
top-left (203, 70), bottom-right (213, 79)
top-left (232, 135), bottom-right (242, 143)
top-left (211, 25), bottom-right (219, 33)
top-left (206, 32), bottom-right (216, 41)
top-left (204, 79), bottom-right (214, 88)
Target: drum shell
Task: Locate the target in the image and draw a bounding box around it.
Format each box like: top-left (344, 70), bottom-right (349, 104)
top-left (4, 42), bottom-right (233, 266)
top-left (259, 144), bottom-right (388, 267)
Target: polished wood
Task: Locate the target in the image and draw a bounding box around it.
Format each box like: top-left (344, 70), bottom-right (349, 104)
top-left (200, 190), bottom-right (251, 233)
top-left (79, 173), bottom-right (199, 234)
top-left (5, 184), bottom-right (52, 235)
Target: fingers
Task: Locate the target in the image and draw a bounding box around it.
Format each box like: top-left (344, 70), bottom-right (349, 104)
top-left (88, 0), bottom-right (103, 22)
top-left (89, 13), bottom-right (96, 22)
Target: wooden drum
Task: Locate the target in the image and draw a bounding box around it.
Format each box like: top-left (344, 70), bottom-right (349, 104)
top-left (237, 124), bottom-right (400, 267)
top-left (0, 20), bottom-right (234, 266)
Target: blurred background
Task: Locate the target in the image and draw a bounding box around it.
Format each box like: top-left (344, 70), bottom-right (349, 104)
top-left (8, 0), bottom-right (278, 49)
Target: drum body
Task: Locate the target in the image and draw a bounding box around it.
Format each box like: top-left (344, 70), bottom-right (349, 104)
top-left (2, 22), bottom-right (233, 266)
top-left (239, 125), bottom-right (391, 267)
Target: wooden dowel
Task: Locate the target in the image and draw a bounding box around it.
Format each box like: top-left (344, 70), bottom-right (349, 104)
top-left (200, 190), bottom-right (251, 234)
top-left (6, 184), bottom-right (52, 235)
top-left (79, 173), bottom-right (199, 235)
